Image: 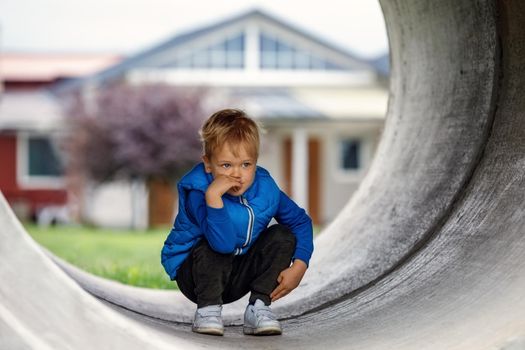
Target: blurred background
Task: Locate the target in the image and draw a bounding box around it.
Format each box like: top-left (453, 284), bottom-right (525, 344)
top-left (0, 0), bottom-right (389, 289)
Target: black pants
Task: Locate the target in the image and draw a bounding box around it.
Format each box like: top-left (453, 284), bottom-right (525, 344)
top-left (176, 224), bottom-right (296, 308)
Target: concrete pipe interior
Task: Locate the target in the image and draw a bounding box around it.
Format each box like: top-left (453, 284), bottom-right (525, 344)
top-left (1, 0), bottom-right (525, 349)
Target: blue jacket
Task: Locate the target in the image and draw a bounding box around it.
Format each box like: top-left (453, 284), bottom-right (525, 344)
top-left (161, 163), bottom-right (313, 280)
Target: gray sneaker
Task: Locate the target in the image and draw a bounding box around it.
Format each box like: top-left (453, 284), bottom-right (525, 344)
top-left (192, 305), bottom-right (224, 336)
top-left (243, 299), bottom-right (282, 335)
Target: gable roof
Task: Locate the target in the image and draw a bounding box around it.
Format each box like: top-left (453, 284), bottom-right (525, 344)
top-left (1, 53), bottom-right (121, 83)
top-left (369, 53), bottom-right (390, 77)
top-left (55, 8), bottom-right (377, 92)
top-left (0, 91), bottom-right (64, 131)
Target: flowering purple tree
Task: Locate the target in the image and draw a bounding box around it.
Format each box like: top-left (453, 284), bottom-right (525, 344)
top-left (63, 83), bottom-right (207, 227)
top-left (65, 83), bottom-right (206, 182)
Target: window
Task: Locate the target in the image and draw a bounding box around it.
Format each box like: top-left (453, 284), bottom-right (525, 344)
top-left (259, 32), bottom-right (343, 70)
top-left (17, 133), bottom-right (65, 188)
top-left (28, 137), bottom-right (63, 177)
top-left (340, 139), bottom-right (361, 170)
top-left (171, 32), bottom-right (245, 69)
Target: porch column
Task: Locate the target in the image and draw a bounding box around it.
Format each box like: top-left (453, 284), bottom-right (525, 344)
top-left (291, 128), bottom-right (308, 210)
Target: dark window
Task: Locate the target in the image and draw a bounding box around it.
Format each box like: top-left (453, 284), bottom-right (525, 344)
top-left (226, 34), bottom-right (244, 51)
top-left (260, 34), bottom-right (277, 51)
top-left (294, 51), bottom-right (311, 69)
top-left (172, 32), bottom-right (245, 69)
top-left (192, 50), bottom-right (208, 68)
top-left (340, 139), bottom-right (360, 170)
top-left (259, 32), bottom-right (344, 70)
top-left (28, 137), bottom-right (63, 177)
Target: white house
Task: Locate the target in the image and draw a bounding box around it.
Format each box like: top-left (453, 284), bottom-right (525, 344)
top-left (71, 9), bottom-right (388, 226)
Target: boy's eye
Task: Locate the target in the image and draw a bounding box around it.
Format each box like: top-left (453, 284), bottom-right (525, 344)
top-left (242, 162), bottom-right (252, 168)
top-left (221, 164), bottom-right (231, 169)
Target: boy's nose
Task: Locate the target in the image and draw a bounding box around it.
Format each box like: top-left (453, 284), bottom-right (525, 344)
top-left (231, 167), bottom-right (241, 178)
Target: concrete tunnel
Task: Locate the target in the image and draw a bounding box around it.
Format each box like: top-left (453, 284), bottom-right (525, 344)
top-left (1, 0), bottom-right (525, 348)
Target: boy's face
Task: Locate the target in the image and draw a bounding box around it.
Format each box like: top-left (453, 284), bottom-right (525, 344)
top-left (203, 142), bottom-right (257, 197)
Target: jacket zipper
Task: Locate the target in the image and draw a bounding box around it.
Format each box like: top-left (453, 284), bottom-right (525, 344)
top-left (236, 195), bottom-right (254, 255)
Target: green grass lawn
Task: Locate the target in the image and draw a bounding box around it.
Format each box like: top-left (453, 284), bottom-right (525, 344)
top-left (25, 223), bottom-right (323, 290)
top-left (25, 224), bottom-right (177, 290)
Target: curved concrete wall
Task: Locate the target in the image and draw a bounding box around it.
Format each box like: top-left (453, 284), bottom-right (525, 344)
top-left (1, 0), bottom-right (525, 348)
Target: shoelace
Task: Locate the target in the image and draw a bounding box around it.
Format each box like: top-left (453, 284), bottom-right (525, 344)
top-left (197, 307), bottom-right (222, 318)
top-left (253, 305), bottom-right (277, 321)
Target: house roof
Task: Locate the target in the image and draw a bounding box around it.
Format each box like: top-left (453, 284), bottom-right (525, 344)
top-left (230, 87), bottom-right (388, 121)
top-left (1, 53), bottom-right (122, 82)
top-left (57, 8), bottom-right (378, 91)
top-left (369, 53), bottom-right (390, 77)
top-left (229, 87), bottom-right (326, 120)
top-left (49, 9), bottom-right (387, 122)
top-left (0, 92), bottom-right (65, 131)
top-left (290, 87), bottom-right (388, 120)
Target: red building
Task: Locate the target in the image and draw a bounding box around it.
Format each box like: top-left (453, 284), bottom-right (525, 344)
top-left (0, 53), bottom-right (121, 221)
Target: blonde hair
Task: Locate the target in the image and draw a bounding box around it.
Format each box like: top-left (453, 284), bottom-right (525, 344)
top-left (200, 109), bottom-right (260, 159)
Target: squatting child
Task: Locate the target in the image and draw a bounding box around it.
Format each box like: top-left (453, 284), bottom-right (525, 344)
top-left (161, 108), bottom-right (314, 336)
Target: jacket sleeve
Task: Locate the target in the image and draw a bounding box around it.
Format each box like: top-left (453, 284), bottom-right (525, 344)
top-left (274, 190), bottom-right (314, 266)
top-left (186, 190), bottom-right (236, 254)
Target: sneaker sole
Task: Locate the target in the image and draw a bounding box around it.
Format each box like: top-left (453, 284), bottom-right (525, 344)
top-left (192, 326), bottom-right (224, 336)
top-left (243, 326), bottom-right (282, 336)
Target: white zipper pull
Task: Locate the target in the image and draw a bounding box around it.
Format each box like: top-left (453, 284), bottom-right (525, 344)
top-left (239, 195), bottom-right (254, 248)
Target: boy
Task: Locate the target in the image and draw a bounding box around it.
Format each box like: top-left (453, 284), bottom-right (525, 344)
top-left (161, 109), bottom-right (313, 336)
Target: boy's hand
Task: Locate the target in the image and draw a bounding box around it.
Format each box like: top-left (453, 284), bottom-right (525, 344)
top-left (206, 175), bottom-right (242, 208)
top-left (270, 259), bottom-right (307, 302)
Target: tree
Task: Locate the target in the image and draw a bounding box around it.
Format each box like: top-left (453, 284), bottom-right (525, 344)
top-left (64, 83), bottom-right (208, 227)
top-left (66, 83), bottom-right (206, 181)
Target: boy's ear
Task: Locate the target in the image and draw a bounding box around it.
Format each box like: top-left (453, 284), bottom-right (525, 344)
top-left (202, 155), bottom-right (212, 173)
